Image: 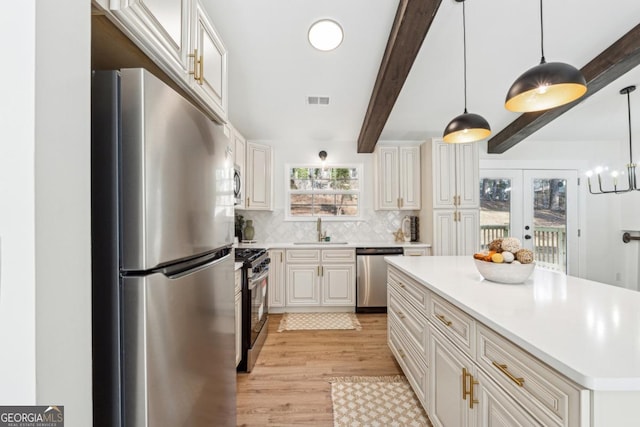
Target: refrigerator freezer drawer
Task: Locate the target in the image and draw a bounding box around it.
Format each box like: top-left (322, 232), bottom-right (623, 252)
top-left (122, 254), bottom-right (235, 426)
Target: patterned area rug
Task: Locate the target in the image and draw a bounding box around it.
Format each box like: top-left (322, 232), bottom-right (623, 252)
top-left (329, 376), bottom-right (432, 427)
top-left (277, 312), bottom-right (362, 332)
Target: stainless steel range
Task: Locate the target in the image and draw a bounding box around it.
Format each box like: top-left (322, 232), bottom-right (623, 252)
top-left (235, 248), bottom-right (270, 372)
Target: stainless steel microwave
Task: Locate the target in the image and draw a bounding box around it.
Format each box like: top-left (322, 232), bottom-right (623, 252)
top-left (233, 164), bottom-right (242, 205)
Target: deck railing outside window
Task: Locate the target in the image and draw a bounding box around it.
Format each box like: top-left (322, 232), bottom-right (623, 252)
top-left (480, 225), bottom-right (566, 272)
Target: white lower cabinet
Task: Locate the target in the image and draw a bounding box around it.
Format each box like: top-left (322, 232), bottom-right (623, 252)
top-left (430, 328), bottom-right (476, 427)
top-left (388, 265), bottom-right (585, 427)
top-left (286, 264), bottom-right (320, 305)
top-left (268, 249), bottom-right (285, 308)
top-left (475, 370), bottom-right (540, 427)
top-left (321, 264), bottom-right (355, 305)
top-left (285, 249), bottom-right (355, 308)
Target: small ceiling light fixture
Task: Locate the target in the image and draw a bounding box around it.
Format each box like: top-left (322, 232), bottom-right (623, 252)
top-left (586, 85), bottom-right (639, 194)
top-left (443, 0), bottom-right (491, 144)
top-left (308, 19), bottom-right (343, 51)
top-left (505, 0), bottom-right (587, 112)
top-left (319, 150), bottom-right (328, 169)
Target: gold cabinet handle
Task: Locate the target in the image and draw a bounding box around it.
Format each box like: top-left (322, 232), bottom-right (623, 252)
top-left (246, 197), bottom-right (250, 207)
top-left (188, 48), bottom-right (203, 83)
top-left (469, 373), bottom-right (479, 409)
top-left (435, 313), bottom-right (452, 327)
top-left (395, 310), bottom-right (405, 319)
top-left (492, 361), bottom-right (525, 387)
top-left (398, 282), bottom-right (405, 288)
top-left (462, 367), bottom-right (468, 401)
top-left (188, 49), bottom-right (204, 84)
top-left (317, 266), bottom-right (320, 276)
top-left (280, 252), bottom-right (283, 263)
top-left (461, 368), bottom-right (478, 408)
top-left (398, 349), bottom-right (406, 359)
top-left (189, 48), bottom-right (198, 79)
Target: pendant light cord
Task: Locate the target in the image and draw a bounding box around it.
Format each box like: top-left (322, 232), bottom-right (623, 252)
top-left (628, 89), bottom-right (634, 164)
top-left (462, 0), bottom-right (468, 114)
top-left (539, 0), bottom-right (546, 63)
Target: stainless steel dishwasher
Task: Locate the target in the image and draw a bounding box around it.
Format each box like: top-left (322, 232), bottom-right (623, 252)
top-left (356, 247), bottom-right (404, 313)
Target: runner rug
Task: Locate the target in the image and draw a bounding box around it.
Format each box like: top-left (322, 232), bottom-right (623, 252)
top-left (329, 376), bottom-right (432, 427)
top-left (277, 312), bottom-right (362, 332)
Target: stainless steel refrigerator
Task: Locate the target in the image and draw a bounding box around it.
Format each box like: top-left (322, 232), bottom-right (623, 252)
top-left (91, 68), bottom-right (236, 427)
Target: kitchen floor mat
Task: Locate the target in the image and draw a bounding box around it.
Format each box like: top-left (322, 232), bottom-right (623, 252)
top-left (277, 312), bottom-right (362, 332)
top-left (328, 376), bottom-right (432, 427)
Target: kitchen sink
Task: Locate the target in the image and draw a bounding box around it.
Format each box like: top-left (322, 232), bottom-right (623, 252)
top-left (293, 241), bottom-right (349, 245)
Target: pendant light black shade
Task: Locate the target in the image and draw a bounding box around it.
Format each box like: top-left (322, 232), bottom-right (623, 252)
top-left (442, 0), bottom-right (491, 144)
top-left (505, 60), bottom-right (587, 112)
top-left (443, 110), bottom-right (491, 144)
top-left (505, 0), bottom-right (586, 112)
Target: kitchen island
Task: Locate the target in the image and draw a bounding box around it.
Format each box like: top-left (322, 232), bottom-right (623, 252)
top-left (385, 255), bottom-right (640, 427)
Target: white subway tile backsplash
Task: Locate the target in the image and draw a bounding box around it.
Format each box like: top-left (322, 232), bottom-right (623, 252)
top-left (237, 210), bottom-right (418, 243)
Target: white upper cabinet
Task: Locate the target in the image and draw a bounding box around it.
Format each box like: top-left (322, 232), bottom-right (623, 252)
top-left (245, 142), bottom-right (273, 210)
top-left (432, 140), bottom-right (479, 209)
top-left (231, 125), bottom-right (246, 209)
top-left (111, 0), bottom-right (191, 74)
top-left (189, 0), bottom-right (227, 121)
top-left (108, 0), bottom-right (228, 123)
top-left (375, 144), bottom-right (421, 210)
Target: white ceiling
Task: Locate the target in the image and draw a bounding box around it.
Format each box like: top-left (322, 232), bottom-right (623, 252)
top-left (203, 0), bottom-right (640, 149)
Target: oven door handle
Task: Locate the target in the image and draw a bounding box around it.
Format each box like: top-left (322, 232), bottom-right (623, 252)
top-left (248, 269), bottom-right (269, 288)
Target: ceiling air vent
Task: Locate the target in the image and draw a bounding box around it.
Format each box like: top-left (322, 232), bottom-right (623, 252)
top-left (307, 96), bottom-right (330, 105)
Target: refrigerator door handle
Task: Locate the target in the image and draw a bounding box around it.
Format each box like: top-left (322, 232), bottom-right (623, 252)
top-left (162, 249), bottom-right (232, 279)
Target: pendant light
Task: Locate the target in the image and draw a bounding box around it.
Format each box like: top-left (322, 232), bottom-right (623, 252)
top-left (505, 0), bottom-right (587, 112)
top-left (443, 0), bottom-right (491, 144)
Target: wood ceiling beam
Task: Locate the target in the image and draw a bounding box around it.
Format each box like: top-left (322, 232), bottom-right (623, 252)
top-left (357, 0), bottom-right (442, 153)
top-left (488, 23), bottom-right (640, 154)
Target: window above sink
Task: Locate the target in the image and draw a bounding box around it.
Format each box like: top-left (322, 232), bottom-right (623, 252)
top-left (285, 164), bottom-right (362, 221)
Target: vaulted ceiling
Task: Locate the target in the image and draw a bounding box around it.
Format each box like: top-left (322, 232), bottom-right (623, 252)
top-left (203, 0), bottom-right (640, 154)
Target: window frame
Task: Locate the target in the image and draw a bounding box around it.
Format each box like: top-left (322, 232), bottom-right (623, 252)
top-left (284, 163), bottom-right (364, 221)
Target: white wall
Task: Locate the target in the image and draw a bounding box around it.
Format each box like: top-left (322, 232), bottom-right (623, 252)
top-left (479, 137), bottom-right (638, 290)
top-left (0, 0), bottom-right (37, 404)
top-left (34, 1), bottom-right (93, 425)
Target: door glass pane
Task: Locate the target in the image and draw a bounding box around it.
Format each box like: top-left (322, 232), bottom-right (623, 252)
top-left (479, 178), bottom-right (511, 250)
top-left (531, 179), bottom-right (567, 272)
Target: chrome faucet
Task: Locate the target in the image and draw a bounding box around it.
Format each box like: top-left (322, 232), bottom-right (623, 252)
top-left (317, 217), bottom-right (326, 242)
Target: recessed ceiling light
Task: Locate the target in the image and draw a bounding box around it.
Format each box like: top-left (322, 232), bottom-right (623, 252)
top-left (308, 19), bottom-right (343, 51)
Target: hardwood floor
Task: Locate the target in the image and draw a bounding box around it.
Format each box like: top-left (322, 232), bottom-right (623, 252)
top-left (236, 313), bottom-right (403, 427)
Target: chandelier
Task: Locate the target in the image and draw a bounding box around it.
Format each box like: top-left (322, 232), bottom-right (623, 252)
top-left (586, 85), bottom-right (639, 194)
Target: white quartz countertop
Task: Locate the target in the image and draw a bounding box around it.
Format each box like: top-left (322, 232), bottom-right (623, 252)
top-left (385, 256), bottom-right (640, 391)
top-left (236, 241), bottom-right (431, 249)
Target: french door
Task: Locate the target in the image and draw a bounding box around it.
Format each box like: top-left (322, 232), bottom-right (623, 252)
top-left (479, 169), bottom-right (579, 275)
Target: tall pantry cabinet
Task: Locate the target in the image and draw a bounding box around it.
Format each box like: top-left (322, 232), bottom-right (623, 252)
top-left (420, 138), bottom-right (479, 256)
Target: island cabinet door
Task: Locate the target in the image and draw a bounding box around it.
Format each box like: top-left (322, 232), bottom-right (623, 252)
top-left (430, 329), bottom-right (477, 427)
top-left (475, 370), bottom-right (539, 427)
